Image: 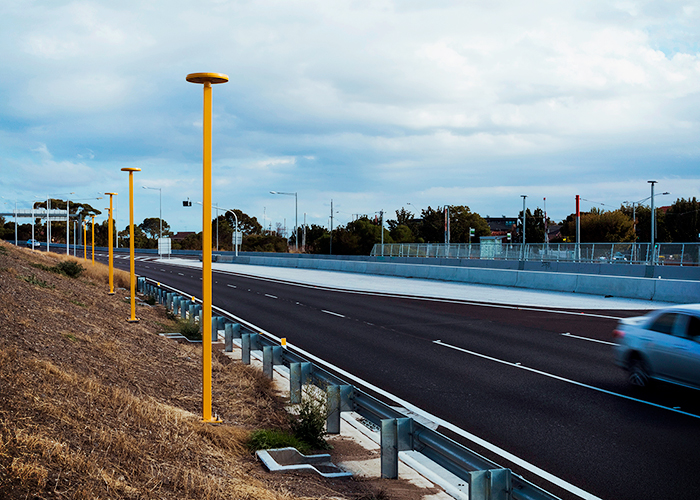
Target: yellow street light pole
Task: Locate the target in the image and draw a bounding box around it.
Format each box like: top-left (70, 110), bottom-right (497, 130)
top-left (121, 167), bottom-right (141, 322)
top-left (83, 222), bottom-right (87, 260)
top-left (90, 215), bottom-right (96, 265)
top-left (105, 193), bottom-right (117, 295)
top-left (186, 71), bottom-right (228, 423)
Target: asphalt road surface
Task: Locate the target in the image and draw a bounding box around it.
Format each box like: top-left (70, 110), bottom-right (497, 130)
top-left (98, 253), bottom-right (699, 500)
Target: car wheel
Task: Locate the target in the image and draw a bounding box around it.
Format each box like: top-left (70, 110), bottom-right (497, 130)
top-left (628, 357), bottom-right (650, 387)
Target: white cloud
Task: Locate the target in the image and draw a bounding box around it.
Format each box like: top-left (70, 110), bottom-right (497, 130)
top-left (1, 0), bottom-right (699, 231)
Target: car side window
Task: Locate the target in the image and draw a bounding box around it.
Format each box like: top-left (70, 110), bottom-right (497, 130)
top-left (686, 315), bottom-right (700, 339)
top-left (648, 313), bottom-right (678, 335)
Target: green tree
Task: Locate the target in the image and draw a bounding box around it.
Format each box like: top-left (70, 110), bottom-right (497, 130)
top-left (560, 208), bottom-right (635, 242)
top-left (448, 205), bottom-right (491, 243)
top-left (662, 197), bottom-right (700, 242)
top-left (118, 225), bottom-right (151, 248)
top-left (304, 224), bottom-right (330, 253)
top-left (619, 205), bottom-right (668, 242)
top-left (138, 217), bottom-right (171, 240)
top-left (515, 208), bottom-right (546, 243)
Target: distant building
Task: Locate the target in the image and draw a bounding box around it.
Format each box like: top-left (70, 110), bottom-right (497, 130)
top-left (172, 231), bottom-right (196, 242)
top-left (484, 216), bottom-right (518, 237)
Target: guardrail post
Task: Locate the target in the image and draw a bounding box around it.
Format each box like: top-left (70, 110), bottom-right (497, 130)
top-left (242, 334), bottom-right (251, 364)
top-left (225, 322), bottom-right (241, 341)
top-left (381, 418), bottom-right (413, 479)
top-left (166, 293), bottom-right (173, 310)
top-left (241, 333), bottom-right (261, 365)
top-left (262, 346), bottom-right (283, 379)
top-left (188, 304), bottom-right (195, 320)
top-left (290, 362), bottom-right (313, 403)
top-left (211, 319), bottom-right (219, 342)
top-left (326, 385), bottom-right (353, 434)
top-left (172, 296), bottom-right (180, 315)
top-left (198, 309), bottom-right (203, 333)
top-left (224, 324), bottom-right (234, 352)
top-left (181, 300), bottom-right (188, 320)
top-left (217, 316), bottom-right (226, 330)
top-left (468, 469), bottom-right (512, 500)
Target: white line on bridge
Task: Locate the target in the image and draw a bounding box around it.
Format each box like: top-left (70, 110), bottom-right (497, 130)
top-left (433, 340), bottom-right (700, 420)
top-left (322, 310), bottom-right (345, 318)
top-left (561, 332), bottom-right (618, 346)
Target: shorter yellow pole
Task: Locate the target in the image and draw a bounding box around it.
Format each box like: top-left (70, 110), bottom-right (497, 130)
top-left (121, 167), bottom-right (141, 323)
top-left (91, 215), bottom-right (95, 265)
top-left (105, 193), bottom-right (117, 295)
top-left (83, 222), bottom-right (87, 260)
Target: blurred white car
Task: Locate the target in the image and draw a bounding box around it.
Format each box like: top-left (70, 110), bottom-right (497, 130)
top-left (613, 304), bottom-right (700, 389)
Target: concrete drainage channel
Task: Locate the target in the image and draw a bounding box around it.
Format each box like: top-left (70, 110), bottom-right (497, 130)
top-left (139, 277), bottom-right (568, 500)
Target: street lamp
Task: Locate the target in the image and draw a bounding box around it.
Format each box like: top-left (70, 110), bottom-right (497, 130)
top-left (121, 167), bottom-right (141, 323)
top-left (520, 195), bottom-right (527, 260)
top-left (270, 191), bottom-right (298, 251)
top-left (196, 201), bottom-right (240, 256)
top-left (105, 193), bottom-right (118, 295)
top-left (187, 71), bottom-right (228, 424)
top-left (142, 186), bottom-right (163, 249)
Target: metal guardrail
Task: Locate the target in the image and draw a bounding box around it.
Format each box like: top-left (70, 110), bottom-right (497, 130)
top-left (139, 277), bottom-right (564, 500)
top-left (371, 242), bottom-right (700, 266)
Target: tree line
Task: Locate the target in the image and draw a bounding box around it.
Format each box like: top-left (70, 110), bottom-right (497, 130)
top-left (2, 197), bottom-right (699, 254)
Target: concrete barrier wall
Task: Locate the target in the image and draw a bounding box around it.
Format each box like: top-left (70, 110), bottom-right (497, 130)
top-left (224, 255), bottom-right (700, 303)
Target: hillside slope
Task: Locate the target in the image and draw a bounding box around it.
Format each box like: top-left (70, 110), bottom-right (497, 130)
top-left (0, 242), bottom-right (386, 499)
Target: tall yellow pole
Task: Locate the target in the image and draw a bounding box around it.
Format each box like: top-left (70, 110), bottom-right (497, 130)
top-left (121, 167), bottom-right (141, 322)
top-left (91, 215), bottom-right (95, 265)
top-left (83, 222), bottom-right (87, 260)
top-left (106, 193), bottom-right (117, 295)
top-left (187, 72), bottom-right (228, 423)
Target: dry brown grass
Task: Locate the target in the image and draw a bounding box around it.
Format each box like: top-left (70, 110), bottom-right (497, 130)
top-left (0, 242), bottom-right (312, 499)
top-left (53, 253), bottom-right (131, 289)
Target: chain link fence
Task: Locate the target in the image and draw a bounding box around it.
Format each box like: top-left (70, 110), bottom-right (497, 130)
top-left (371, 242), bottom-right (700, 266)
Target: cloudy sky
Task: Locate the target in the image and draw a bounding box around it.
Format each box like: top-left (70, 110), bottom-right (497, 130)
top-left (1, 0), bottom-right (699, 235)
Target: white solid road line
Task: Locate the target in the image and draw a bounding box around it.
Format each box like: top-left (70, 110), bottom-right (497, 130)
top-left (322, 309), bottom-right (345, 318)
top-left (433, 340), bottom-right (700, 420)
top-left (560, 332), bottom-right (618, 346)
top-left (265, 294), bottom-right (278, 299)
top-left (227, 284), bottom-right (236, 288)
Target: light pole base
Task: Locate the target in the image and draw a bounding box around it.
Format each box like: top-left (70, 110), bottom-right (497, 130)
top-left (108, 292), bottom-right (116, 296)
top-left (127, 318), bottom-right (140, 323)
top-left (202, 416), bottom-right (222, 424)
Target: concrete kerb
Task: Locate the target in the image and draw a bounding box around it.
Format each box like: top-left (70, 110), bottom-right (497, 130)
top-left (220, 256), bottom-right (699, 303)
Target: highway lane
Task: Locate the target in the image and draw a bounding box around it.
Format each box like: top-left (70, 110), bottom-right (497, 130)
top-left (101, 254), bottom-right (700, 500)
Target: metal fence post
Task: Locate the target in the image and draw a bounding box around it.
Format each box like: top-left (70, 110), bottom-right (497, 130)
top-left (326, 384), bottom-right (353, 434)
top-left (380, 417), bottom-right (413, 479)
top-left (468, 469), bottom-right (512, 500)
top-left (181, 300), bottom-right (188, 320)
top-left (211, 319), bottom-right (219, 342)
top-left (224, 323), bottom-right (233, 352)
top-left (290, 362), bottom-right (312, 404)
top-left (263, 346), bottom-right (273, 378)
top-left (242, 333), bottom-right (251, 364)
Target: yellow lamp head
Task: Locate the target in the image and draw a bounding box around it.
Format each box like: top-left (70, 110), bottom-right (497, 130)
top-left (186, 72), bottom-right (229, 85)
top-left (121, 167), bottom-right (141, 172)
